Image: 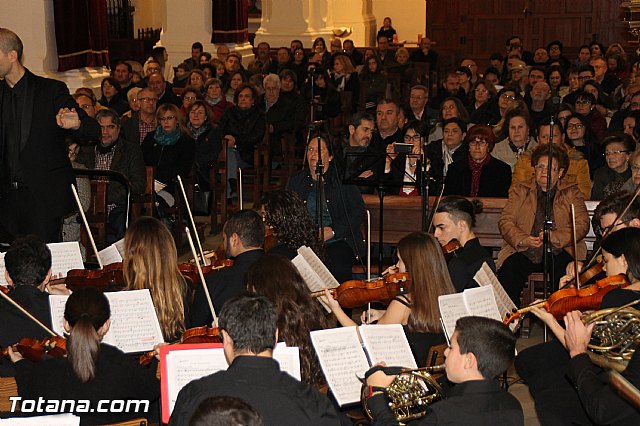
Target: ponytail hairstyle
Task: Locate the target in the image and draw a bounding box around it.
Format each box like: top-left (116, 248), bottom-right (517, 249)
top-left (64, 287), bottom-right (110, 383)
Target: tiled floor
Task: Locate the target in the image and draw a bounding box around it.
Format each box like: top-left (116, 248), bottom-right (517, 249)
top-left (187, 218), bottom-right (544, 425)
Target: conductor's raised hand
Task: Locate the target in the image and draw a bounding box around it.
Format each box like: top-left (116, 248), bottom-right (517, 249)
top-left (56, 108), bottom-right (81, 130)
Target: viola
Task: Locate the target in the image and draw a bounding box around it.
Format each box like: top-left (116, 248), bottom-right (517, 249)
top-left (504, 274), bottom-right (630, 325)
top-left (138, 326), bottom-right (222, 365)
top-left (179, 258), bottom-right (233, 288)
top-left (442, 240), bottom-right (462, 261)
top-left (1, 336), bottom-right (67, 363)
top-left (578, 260), bottom-right (605, 287)
top-left (62, 262), bottom-right (126, 292)
top-left (312, 272), bottom-right (411, 308)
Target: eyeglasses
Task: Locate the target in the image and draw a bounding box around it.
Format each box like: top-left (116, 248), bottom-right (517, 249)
top-left (139, 97), bottom-right (158, 103)
top-left (631, 165), bottom-right (640, 173)
top-left (410, 95), bottom-right (425, 100)
top-left (475, 89), bottom-right (488, 94)
top-left (534, 164), bottom-right (559, 172)
top-left (604, 150), bottom-right (629, 157)
top-left (184, 95), bottom-right (197, 101)
top-left (631, 102), bottom-right (640, 108)
top-left (578, 75), bottom-right (594, 81)
top-left (403, 134), bottom-right (422, 142)
top-left (566, 123), bottom-right (584, 130)
top-left (575, 99), bottom-right (592, 105)
top-left (159, 115), bottom-right (176, 121)
top-left (469, 138), bottom-right (488, 146)
top-left (501, 94), bottom-right (516, 100)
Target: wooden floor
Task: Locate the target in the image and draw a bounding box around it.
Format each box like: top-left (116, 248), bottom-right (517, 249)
top-left (186, 215), bottom-right (543, 425)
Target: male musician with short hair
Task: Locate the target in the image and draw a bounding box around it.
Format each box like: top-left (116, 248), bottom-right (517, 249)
top-left (170, 295), bottom-right (339, 426)
top-left (433, 196), bottom-right (496, 292)
top-left (189, 210), bottom-right (265, 327)
top-left (0, 235), bottom-right (68, 376)
top-left (366, 316), bottom-right (523, 425)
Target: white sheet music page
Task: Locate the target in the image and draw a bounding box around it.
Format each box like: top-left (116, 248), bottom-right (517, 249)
top-left (165, 347), bottom-right (228, 416)
top-left (97, 244), bottom-right (123, 265)
top-left (359, 324), bottom-right (417, 369)
top-left (0, 252), bottom-right (6, 286)
top-left (47, 242), bottom-right (84, 277)
top-left (474, 262), bottom-right (518, 331)
top-left (310, 327), bottom-right (370, 406)
top-left (49, 289), bottom-right (164, 353)
top-left (463, 285), bottom-right (502, 322)
top-left (438, 293), bottom-right (470, 341)
top-left (298, 246), bottom-right (340, 288)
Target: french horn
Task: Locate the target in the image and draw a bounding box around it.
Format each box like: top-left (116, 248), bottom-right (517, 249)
top-left (361, 364), bottom-right (445, 423)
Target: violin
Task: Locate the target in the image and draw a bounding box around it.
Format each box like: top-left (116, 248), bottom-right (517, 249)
top-left (312, 272), bottom-right (411, 308)
top-left (1, 336), bottom-right (67, 363)
top-left (138, 326), bottom-right (222, 365)
top-left (441, 240), bottom-right (462, 261)
top-left (179, 258), bottom-right (233, 288)
top-left (504, 274), bottom-right (630, 325)
top-left (61, 262), bottom-right (126, 292)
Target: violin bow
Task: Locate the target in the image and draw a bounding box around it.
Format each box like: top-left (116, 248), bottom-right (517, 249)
top-left (584, 181), bottom-right (640, 271)
top-left (185, 227), bottom-right (218, 327)
top-left (0, 289), bottom-right (59, 337)
top-left (570, 204), bottom-right (580, 290)
top-left (71, 183), bottom-right (103, 269)
top-left (177, 175), bottom-right (208, 265)
top-left (425, 183), bottom-right (445, 233)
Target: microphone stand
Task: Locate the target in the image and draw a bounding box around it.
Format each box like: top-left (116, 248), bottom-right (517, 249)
top-left (542, 103), bottom-right (558, 342)
top-left (314, 133), bottom-right (325, 242)
top-left (420, 120), bottom-right (436, 231)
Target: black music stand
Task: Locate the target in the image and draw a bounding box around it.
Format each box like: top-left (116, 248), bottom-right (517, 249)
top-left (341, 150), bottom-right (427, 273)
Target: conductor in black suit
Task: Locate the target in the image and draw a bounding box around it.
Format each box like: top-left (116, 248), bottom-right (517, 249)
top-left (0, 28), bottom-right (100, 243)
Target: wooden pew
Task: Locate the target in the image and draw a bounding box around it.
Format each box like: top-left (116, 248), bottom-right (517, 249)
top-left (362, 194), bottom-right (599, 252)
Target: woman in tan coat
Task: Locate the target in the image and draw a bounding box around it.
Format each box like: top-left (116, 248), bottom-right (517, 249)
top-left (497, 144), bottom-right (590, 305)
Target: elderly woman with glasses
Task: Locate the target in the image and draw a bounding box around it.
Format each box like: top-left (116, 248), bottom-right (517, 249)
top-left (622, 150), bottom-right (640, 192)
top-left (497, 144), bottom-right (590, 304)
top-left (592, 134), bottom-right (635, 200)
top-left (443, 124), bottom-right (512, 197)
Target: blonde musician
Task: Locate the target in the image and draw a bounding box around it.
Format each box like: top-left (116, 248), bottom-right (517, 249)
top-left (365, 317), bottom-right (523, 425)
top-left (323, 232), bottom-right (455, 367)
top-left (123, 216), bottom-right (191, 342)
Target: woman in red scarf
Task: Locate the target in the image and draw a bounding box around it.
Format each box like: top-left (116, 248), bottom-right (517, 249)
top-left (444, 124), bottom-right (512, 197)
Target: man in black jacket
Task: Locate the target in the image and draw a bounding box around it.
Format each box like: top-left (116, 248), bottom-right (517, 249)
top-left (366, 316), bottom-right (523, 425)
top-left (0, 28), bottom-right (100, 242)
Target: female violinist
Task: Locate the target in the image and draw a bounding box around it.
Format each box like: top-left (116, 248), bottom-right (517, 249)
top-left (123, 217), bottom-right (192, 342)
top-left (247, 254), bottom-right (328, 387)
top-left (9, 287), bottom-right (160, 424)
top-left (323, 232), bottom-right (456, 367)
top-left (261, 189), bottom-right (325, 260)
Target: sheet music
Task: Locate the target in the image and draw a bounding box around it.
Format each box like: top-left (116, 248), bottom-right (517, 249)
top-left (49, 289), bottom-right (164, 353)
top-left (97, 244), bottom-right (123, 265)
top-left (154, 180), bottom-right (167, 192)
top-left (299, 246), bottom-right (340, 288)
top-left (273, 345), bottom-right (302, 381)
top-left (292, 246), bottom-right (339, 312)
top-left (474, 262), bottom-right (518, 331)
top-left (438, 286), bottom-right (503, 341)
top-left (0, 413), bottom-right (80, 425)
top-left (113, 238), bottom-right (126, 258)
top-left (165, 347), bottom-right (228, 416)
top-left (47, 242), bottom-right (84, 278)
top-left (359, 324), bottom-right (417, 369)
top-left (310, 327), bottom-right (370, 406)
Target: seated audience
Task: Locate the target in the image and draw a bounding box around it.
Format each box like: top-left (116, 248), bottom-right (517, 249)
top-left (99, 76), bottom-right (129, 116)
top-left (492, 108), bottom-right (538, 171)
top-left (366, 316), bottom-right (523, 425)
top-left (186, 100), bottom-right (222, 190)
top-left (622, 150), bottom-right (640, 192)
top-left (171, 295), bottom-right (338, 426)
top-left (427, 117), bottom-right (469, 192)
top-left (591, 133), bottom-right (634, 200)
top-left (564, 113), bottom-right (603, 175)
top-left (433, 196), bottom-right (496, 292)
top-left (204, 78), bottom-right (232, 125)
top-left (498, 144), bottom-right (589, 304)
top-left (444, 124), bottom-right (512, 197)
top-left (384, 120), bottom-right (429, 196)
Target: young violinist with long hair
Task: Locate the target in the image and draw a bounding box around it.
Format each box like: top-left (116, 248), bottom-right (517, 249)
top-left (247, 253), bottom-right (328, 387)
top-left (323, 232), bottom-right (456, 366)
top-left (123, 216), bottom-right (191, 342)
top-left (516, 227), bottom-right (640, 426)
top-left (9, 287), bottom-right (160, 424)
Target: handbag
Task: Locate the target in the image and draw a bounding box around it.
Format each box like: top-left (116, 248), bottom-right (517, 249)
top-left (193, 185), bottom-right (212, 216)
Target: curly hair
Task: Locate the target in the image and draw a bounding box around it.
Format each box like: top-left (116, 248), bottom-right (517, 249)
top-left (262, 189), bottom-right (325, 259)
top-left (247, 254), bottom-right (328, 386)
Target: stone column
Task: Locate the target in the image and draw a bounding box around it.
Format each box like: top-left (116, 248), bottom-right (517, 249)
top-left (0, 0), bottom-right (109, 94)
top-left (158, 0), bottom-right (254, 67)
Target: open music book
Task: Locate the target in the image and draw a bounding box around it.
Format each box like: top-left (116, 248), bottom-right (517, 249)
top-left (473, 262), bottom-right (518, 332)
top-left (0, 242), bottom-right (84, 286)
top-left (291, 246), bottom-right (340, 311)
top-left (49, 289), bottom-right (164, 354)
top-left (310, 324), bottom-right (417, 406)
top-left (159, 343), bottom-right (301, 423)
top-left (438, 285), bottom-right (503, 341)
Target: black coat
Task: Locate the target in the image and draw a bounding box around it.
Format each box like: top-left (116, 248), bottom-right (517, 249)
top-left (444, 155), bottom-right (512, 198)
top-left (0, 69), bottom-right (100, 219)
top-left (426, 140), bottom-right (468, 193)
top-left (219, 105), bottom-right (266, 164)
top-left (141, 131), bottom-right (195, 192)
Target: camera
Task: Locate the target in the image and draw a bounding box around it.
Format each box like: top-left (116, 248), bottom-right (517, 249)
top-left (394, 143), bottom-right (414, 154)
